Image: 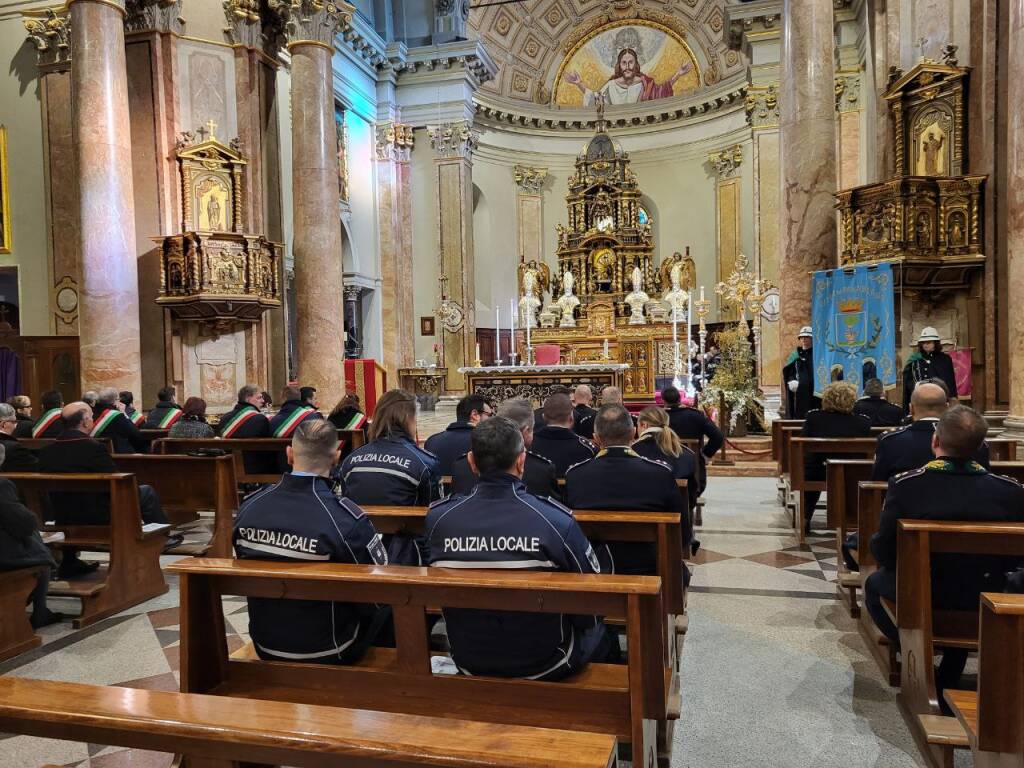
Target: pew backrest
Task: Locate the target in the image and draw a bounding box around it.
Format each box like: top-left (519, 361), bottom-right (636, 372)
top-left (789, 437), bottom-right (877, 491)
top-left (976, 593), bottom-right (1024, 755)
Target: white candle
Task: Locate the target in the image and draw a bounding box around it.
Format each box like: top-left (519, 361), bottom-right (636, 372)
top-left (475, 342), bottom-right (481, 363)
top-left (495, 306), bottom-right (501, 365)
top-left (700, 285), bottom-right (705, 302)
top-left (510, 298), bottom-right (516, 364)
top-left (603, 338), bottom-right (609, 358)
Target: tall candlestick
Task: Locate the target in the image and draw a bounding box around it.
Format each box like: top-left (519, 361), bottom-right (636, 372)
top-left (510, 298), bottom-right (517, 365)
top-left (526, 311), bottom-right (532, 365)
top-left (603, 338), bottom-right (609, 359)
top-left (475, 342), bottom-right (481, 366)
top-left (686, 290), bottom-right (694, 397)
top-left (495, 306), bottom-right (501, 365)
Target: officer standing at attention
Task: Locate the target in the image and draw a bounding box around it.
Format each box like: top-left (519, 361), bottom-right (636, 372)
top-left (783, 326), bottom-right (821, 418)
top-left (269, 385), bottom-right (323, 439)
top-left (662, 385), bottom-right (723, 495)
top-left (570, 385), bottom-right (598, 440)
top-left (902, 326), bottom-right (958, 413)
top-left (864, 406), bottom-right (1024, 697)
top-left (234, 420), bottom-right (390, 664)
top-left (531, 393), bottom-right (596, 478)
top-left (423, 394), bottom-right (492, 478)
top-left (565, 404), bottom-right (688, 577)
top-left (852, 378), bottom-right (903, 427)
top-left (426, 416), bottom-right (613, 680)
top-left (450, 398), bottom-right (557, 498)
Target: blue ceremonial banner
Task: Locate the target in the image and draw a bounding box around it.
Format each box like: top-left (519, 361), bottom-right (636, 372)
top-left (810, 264), bottom-right (897, 396)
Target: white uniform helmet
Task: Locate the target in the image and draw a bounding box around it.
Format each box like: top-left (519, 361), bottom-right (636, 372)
top-left (917, 326), bottom-right (941, 343)
top-left (798, 326), bottom-right (813, 339)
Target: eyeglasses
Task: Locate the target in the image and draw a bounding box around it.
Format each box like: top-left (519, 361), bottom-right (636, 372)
top-left (481, 408), bottom-right (494, 418)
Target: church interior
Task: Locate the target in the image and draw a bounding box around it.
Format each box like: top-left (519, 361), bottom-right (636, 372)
top-left (1, 0), bottom-right (1023, 766)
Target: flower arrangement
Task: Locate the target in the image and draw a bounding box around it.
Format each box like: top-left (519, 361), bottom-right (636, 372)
top-left (699, 323), bottom-right (758, 432)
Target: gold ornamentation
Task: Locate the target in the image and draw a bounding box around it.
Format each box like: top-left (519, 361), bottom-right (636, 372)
top-left (744, 84), bottom-right (778, 128)
top-left (708, 144), bottom-right (743, 178)
top-left (0, 127), bottom-right (9, 255)
top-left (125, 0), bottom-right (183, 34)
top-left (436, 274), bottom-right (465, 333)
top-left (269, 0), bottom-right (353, 48)
top-left (375, 122), bottom-right (414, 162)
top-left (23, 8), bottom-right (71, 70)
top-left (428, 121), bottom-right (478, 160)
top-left (513, 166), bottom-right (548, 194)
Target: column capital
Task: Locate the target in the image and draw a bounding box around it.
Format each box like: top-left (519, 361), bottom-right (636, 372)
top-left (835, 72), bottom-right (861, 112)
top-left (269, 0), bottom-right (353, 50)
top-left (67, 0), bottom-right (127, 12)
top-left (513, 165), bottom-right (548, 195)
top-left (744, 84), bottom-right (779, 128)
top-left (223, 0), bottom-right (264, 47)
top-left (429, 121), bottom-right (477, 160)
top-left (708, 144), bottom-right (744, 179)
top-left (375, 122), bottom-right (414, 162)
top-left (23, 8), bottom-right (72, 71)
top-left (125, 0), bottom-right (183, 34)
top-left (725, 1), bottom-right (781, 50)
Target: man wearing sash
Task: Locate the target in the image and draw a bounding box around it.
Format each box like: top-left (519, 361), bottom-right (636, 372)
top-left (119, 391), bottom-right (145, 428)
top-left (92, 388), bottom-right (147, 454)
top-left (218, 384), bottom-right (273, 476)
top-left (26, 390), bottom-right (64, 438)
top-left (270, 385), bottom-right (323, 438)
top-left (143, 386), bottom-right (183, 430)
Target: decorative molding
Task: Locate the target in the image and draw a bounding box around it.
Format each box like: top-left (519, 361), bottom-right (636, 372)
top-left (125, 0), bottom-right (183, 34)
top-left (744, 83), bottom-right (778, 128)
top-left (400, 42), bottom-right (496, 88)
top-left (268, 0), bottom-right (352, 48)
top-left (375, 122), bottom-right (414, 162)
top-left (726, 10), bottom-right (780, 49)
top-left (429, 121), bottom-right (478, 160)
top-left (708, 144), bottom-right (743, 178)
top-left (835, 73), bottom-right (861, 112)
top-left (513, 165), bottom-right (548, 194)
top-left (222, 0), bottom-right (263, 47)
top-left (23, 7), bottom-right (71, 70)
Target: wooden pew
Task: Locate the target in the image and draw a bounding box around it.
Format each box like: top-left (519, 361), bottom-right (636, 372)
top-left (853, 480), bottom-right (896, 684)
top-left (788, 437), bottom-right (877, 541)
top-left (895, 520), bottom-right (1024, 768)
top-left (0, 567), bottom-right (43, 662)
top-left (985, 438), bottom-right (1019, 462)
top-left (111, 454), bottom-right (237, 557)
top-left (944, 593), bottom-right (1024, 768)
top-left (1, 473), bottom-right (169, 628)
top-left (0, 676), bottom-right (619, 768)
top-left (771, 419), bottom-right (802, 467)
top-left (169, 557), bottom-right (670, 768)
top-left (825, 458), bottom-right (873, 616)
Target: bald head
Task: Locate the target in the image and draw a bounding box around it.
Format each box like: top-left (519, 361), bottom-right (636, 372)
top-left (573, 385), bottom-right (593, 406)
top-left (602, 386), bottom-right (623, 405)
top-left (910, 382), bottom-right (948, 420)
top-left (62, 401), bottom-right (93, 432)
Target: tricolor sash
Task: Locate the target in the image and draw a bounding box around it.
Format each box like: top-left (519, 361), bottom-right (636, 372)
top-left (32, 408), bottom-right (62, 438)
top-left (340, 412), bottom-right (367, 430)
top-left (221, 405), bottom-right (261, 438)
top-left (273, 406), bottom-right (315, 437)
top-left (129, 411), bottom-right (145, 427)
top-left (157, 408), bottom-right (183, 429)
top-left (91, 409), bottom-right (120, 437)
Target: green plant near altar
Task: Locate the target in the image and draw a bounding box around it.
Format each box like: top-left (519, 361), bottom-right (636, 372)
top-left (699, 323), bottom-right (758, 430)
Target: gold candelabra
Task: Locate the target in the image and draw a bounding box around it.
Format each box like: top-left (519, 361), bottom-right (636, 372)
top-left (714, 253), bottom-right (775, 378)
top-left (695, 286), bottom-right (712, 386)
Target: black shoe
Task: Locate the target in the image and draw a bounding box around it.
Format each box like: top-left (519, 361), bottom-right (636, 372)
top-left (162, 534), bottom-right (184, 552)
top-left (57, 558), bottom-right (99, 579)
top-left (30, 610), bottom-right (65, 629)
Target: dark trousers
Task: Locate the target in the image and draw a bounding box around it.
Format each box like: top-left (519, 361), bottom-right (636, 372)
top-left (63, 485), bottom-right (167, 567)
top-left (29, 568), bottom-right (50, 620)
top-left (804, 491), bottom-right (822, 530)
top-left (865, 567), bottom-right (967, 694)
top-left (842, 532), bottom-right (859, 572)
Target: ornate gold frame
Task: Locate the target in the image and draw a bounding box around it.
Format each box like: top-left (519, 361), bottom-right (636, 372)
top-left (0, 126), bottom-right (10, 254)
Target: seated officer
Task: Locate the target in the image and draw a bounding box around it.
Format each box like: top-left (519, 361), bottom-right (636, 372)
top-left (633, 406), bottom-right (698, 514)
top-left (570, 385), bottom-right (597, 440)
top-left (423, 393), bottom-right (491, 477)
top-left (233, 420), bottom-right (390, 664)
top-left (25, 389), bottom-right (64, 438)
top-left (531, 393), bottom-right (596, 477)
top-left (91, 387), bottom-right (148, 453)
top-left (450, 398), bottom-right (557, 498)
top-left (565, 404), bottom-right (688, 577)
top-left (853, 378), bottom-right (903, 427)
top-left (865, 406), bottom-right (1024, 697)
top-left (661, 385), bottom-right (723, 495)
top-left (534, 385), bottom-right (570, 429)
top-left (427, 416), bottom-right (612, 680)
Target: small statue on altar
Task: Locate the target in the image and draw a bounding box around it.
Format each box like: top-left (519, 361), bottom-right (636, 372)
top-left (624, 266), bottom-right (649, 325)
top-left (662, 264), bottom-right (689, 322)
top-left (557, 271), bottom-right (580, 328)
top-left (519, 270), bottom-right (541, 329)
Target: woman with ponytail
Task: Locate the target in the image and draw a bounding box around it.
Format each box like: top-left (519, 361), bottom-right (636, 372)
top-left (633, 406), bottom-right (699, 514)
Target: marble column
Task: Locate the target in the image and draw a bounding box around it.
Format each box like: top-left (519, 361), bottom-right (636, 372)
top-left (278, 0), bottom-right (351, 407)
top-left (69, 0), bottom-right (143, 393)
top-left (430, 121), bottom-right (478, 393)
top-left (375, 122), bottom-right (415, 382)
top-left (1003, 1), bottom-right (1024, 435)
top-left (514, 166), bottom-right (547, 262)
top-left (777, 0), bottom-right (837, 391)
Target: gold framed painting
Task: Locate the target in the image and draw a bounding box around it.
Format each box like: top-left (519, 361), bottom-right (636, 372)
top-left (0, 126), bottom-right (9, 253)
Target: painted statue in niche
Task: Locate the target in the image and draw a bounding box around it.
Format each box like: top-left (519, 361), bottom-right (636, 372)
top-left (919, 128), bottom-right (945, 175)
top-left (335, 104), bottom-right (349, 203)
top-left (195, 177), bottom-right (230, 232)
top-left (555, 22), bottom-right (700, 108)
top-left (948, 211), bottom-right (966, 246)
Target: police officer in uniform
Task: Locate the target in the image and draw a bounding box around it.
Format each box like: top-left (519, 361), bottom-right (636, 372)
top-left (531, 393), bottom-right (596, 478)
top-left (423, 394), bottom-right (491, 477)
top-left (565, 404), bottom-right (689, 578)
top-left (570, 385), bottom-right (598, 440)
top-left (902, 326), bottom-right (958, 414)
top-left (852, 378), bottom-right (903, 427)
top-left (864, 406), bottom-right (1024, 697)
top-left (426, 416), bottom-right (613, 680)
top-left (91, 387), bottom-right (148, 453)
top-left (233, 420), bottom-right (390, 664)
top-left (783, 326), bottom-right (821, 418)
top-left (534, 385), bottom-right (570, 429)
top-left (632, 406), bottom-right (699, 514)
top-left (661, 385), bottom-right (723, 495)
top-left (450, 398), bottom-right (557, 498)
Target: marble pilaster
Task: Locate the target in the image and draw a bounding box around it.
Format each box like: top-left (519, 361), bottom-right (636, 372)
top-left (430, 121), bottom-right (478, 392)
top-left (834, 72), bottom-right (862, 190)
top-left (1003, 1), bottom-right (1024, 435)
top-left (709, 145), bottom-right (743, 322)
top-left (279, 0), bottom-right (351, 407)
top-left (514, 165), bottom-right (547, 264)
top-left (777, 0), bottom-right (837, 396)
top-left (376, 122), bottom-right (415, 381)
top-left (69, 0), bottom-right (143, 392)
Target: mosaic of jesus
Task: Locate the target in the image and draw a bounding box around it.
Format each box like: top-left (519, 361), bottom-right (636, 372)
top-left (555, 23), bottom-right (700, 108)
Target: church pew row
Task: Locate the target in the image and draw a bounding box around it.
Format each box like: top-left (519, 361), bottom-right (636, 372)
top-left (0, 677), bottom-right (619, 768)
top-left (111, 454), bottom-right (237, 557)
top-left (787, 437), bottom-right (878, 542)
top-left (943, 593), bottom-right (1024, 768)
top-left (893, 521), bottom-right (1024, 768)
top-left (0, 567), bottom-right (45, 662)
top-left (1, 472), bottom-right (170, 629)
top-left (168, 557), bottom-right (671, 768)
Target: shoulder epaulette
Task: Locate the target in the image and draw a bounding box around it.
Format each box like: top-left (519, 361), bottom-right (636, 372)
top-left (428, 495), bottom-right (450, 509)
top-left (990, 472), bottom-right (1023, 487)
top-left (540, 495), bottom-right (574, 517)
top-left (527, 450), bottom-right (554, 466)
top-left (805, 409), bottom-right (821, 416)
top-left (564, 457), bottom-right (594, 475)
top-left (878, 425), bottom-right (909, 441)
top-left (893, 467), bottom-right (926, 484)
top-left (638, 455), bottom-right (673, 472)
top-left (336, 496), bottom-right (364, 519)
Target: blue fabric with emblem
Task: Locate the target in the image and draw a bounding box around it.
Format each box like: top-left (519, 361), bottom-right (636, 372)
top-left (811, 263), bottom-right (897, 396)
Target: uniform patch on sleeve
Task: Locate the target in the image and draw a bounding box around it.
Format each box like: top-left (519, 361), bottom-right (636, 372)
top-left (585, 544), bottom-right (601, 573)
top-left (337, 497), bottom-right (365, 519)
top-left (367, 533), bottom-right (389, 565)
